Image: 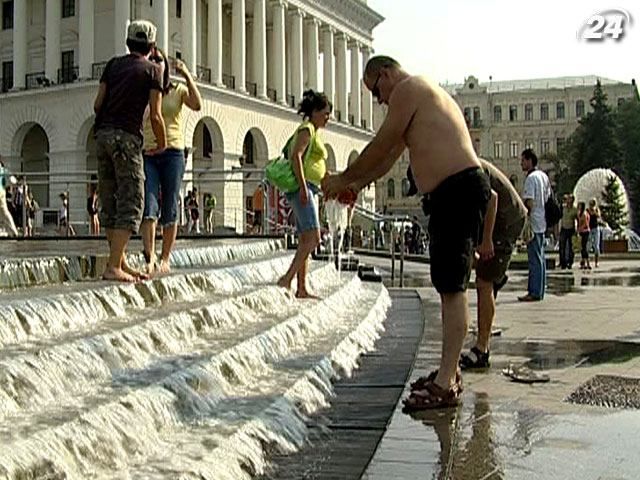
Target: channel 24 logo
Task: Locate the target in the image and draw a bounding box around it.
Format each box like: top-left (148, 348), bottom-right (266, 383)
top-left (577, 8), bottom-right (634, 41)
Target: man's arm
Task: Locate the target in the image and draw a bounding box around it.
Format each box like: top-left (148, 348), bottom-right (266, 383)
top-left (478, 189), bottom-right (498, 260)
top-left (351, 143), bottom-right (405, 191)
top-left (148, 89), bottom-right (167, 152)
top-left (93, 82), bottom-right (107, 114)
top-left (524, 198), bottom-right (534, 214)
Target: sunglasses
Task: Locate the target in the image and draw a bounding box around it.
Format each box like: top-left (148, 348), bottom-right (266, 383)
top-left (371, 72), bottom-right (382, 101)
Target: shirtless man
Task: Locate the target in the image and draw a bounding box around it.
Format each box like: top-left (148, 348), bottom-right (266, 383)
top-left (323, 56), bottom-right (491, 410)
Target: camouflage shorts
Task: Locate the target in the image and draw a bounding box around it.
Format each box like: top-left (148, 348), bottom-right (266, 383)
top-left (95, 128), bottom-right (145, 233)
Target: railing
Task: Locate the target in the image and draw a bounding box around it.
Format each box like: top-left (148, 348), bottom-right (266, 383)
top-left (222, 73), bottom-right (235, 89)
top-left (267, 88), bottom-right (277, 102)
top-left (348, 114), bottom-right (355, 126)
top-left (58, 66), bottom-right (79, 84)
top-left (246, 81), bottom-right (257, 97)
top-left (0, 78), bottom-right (8, 93)
top-left (361, 119), bottom-right (368, 130)
top-left (196, 65), bottom-right (211, 84)
top-left (25, 72), bottom-right (49, 90)
top-left (92, 61), bottom-right (107, 80)
top-left (471, 119), bottom-right (484, 129)
top-left (335, 110), bottom-right (342, 122)
top-left (287, 94), bottom-right (295, 108)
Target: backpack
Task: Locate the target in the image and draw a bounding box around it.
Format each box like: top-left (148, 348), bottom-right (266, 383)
top-left (545, 189), bottom-right (562, 228)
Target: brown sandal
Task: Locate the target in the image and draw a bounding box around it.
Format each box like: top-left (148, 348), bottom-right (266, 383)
top-left (410, 369), bottom-right (463, 392)
top-left (403, 381), bottom-right (462, 411)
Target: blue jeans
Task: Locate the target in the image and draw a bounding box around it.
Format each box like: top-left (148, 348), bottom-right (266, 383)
top-left (143, 149), bottom-right (185, 226)
top-left (527, 233), bottom-right (546, 299)
top-left (285, 182), bottom-right (320, 234)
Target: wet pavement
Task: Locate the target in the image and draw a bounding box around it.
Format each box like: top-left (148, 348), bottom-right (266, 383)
top-left (361, 257), bottom-right (640, 480)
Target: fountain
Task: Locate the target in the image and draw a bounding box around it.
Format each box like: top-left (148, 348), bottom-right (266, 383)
top-left (323, 199), bottom-right (350, 278)
top-left (573, 168), bottom-right (631, 223)
top-left (0, 238), bottom-right (390, 479)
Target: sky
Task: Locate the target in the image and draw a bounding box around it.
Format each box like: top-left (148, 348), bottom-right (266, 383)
top-left (367, 0), bottom-right (639, 85)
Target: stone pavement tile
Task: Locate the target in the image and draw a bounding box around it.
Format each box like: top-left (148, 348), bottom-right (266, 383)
top-left (363, 459), bottom-right (440, 480)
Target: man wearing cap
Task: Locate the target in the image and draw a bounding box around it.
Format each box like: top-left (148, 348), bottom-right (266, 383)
top-left (93, 20), bottom-right (166, 282)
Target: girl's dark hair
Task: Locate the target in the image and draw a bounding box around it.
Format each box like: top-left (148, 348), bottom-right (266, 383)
top-left (150, 47), bottom-right (172, 94)
top-left (297, 90), bottom-right (332, 119)
top-left (578, 201), bottom-right (586, 213)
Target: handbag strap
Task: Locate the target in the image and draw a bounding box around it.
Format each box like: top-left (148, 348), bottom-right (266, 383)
top-left (283, 123), bottom-right (316, 164)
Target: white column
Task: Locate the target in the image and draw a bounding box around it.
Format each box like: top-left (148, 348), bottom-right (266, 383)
top-left (290, 8), bottom-right (304, 105)
top-left (272, 0), bottom-right (286, 104)
top-left (208, 0), bottom-right (223, 86)
top-left (12, 0), bottom-right (27, 89)
top-left (156, 0), bottom-right (169, 53)
top-left (182, 0), bottom-right (197, 75)
top-left (232, 0), bottom-right (246, 92)
top-left (322, 25), bottom-right (334, 108)
top-left (114, 0), bottom-right (130, 55)
top-left (79, 0), bottom-right (95, 80)
top-left (253, 0), bottom-right (267, 98)
top-left (362, 46), bottom-right (373, 130)
top-left (349, 41), bottom-right (362, 128)
top-left (306, 18), bottom-right (319, 91)
top-left (45, 0), bottom-right (61, 82)
top-left (336, 32), bottom-right (348, 122)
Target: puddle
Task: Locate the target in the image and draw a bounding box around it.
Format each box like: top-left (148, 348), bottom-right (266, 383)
top-left (490, 339), bottom-right (640, 370)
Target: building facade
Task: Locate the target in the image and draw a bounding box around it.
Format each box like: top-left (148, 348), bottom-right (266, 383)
top-left (378, 75), bottom-right (638, 218)
top-left (0, 0), bottom-right (383, 231)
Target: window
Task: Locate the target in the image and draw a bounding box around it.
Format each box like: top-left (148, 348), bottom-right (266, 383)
top-left (2, 1), bottom-right (13, 30)
top-left (525, 139), bottom-right (535, 150)
top-left (540, 103), bottom-right (549, 120)
top-left (60, 50), bottom-right (75, 83)
top-left (510, 141), bottom-right (519, 158)
top-left (576, 100), bottom-right (585, 117)
top-left (493, 105), bottom-right (502, 122)
top-left (62, 0), bottom-right (75, 18)
top-left (525, 103), bottom-right (533, 121)
top-left (494, 141), bottom-right (503, 159)
top-left (556, 101), bottom-right (565, 119)
top-left (509, 105), bottom-right (517, 121)
top-left (473, 107), bottom-right (480, 123)
top-left (401, 178), bottom-right (411, 197)
top-left (463, 107), bottom-right (471, 126)
top-left (556, 137), bottom-right (565, 153)
top-left (176, 0), bottom-right (182, 18)
top-left (541, 139), bottom-right (550, 154)
top-left (387, 179), bottom-right (395, 199)
top-left (175, 51), bottom-right (182, 59)
top-left (2, 61), bottom-right (12, 91)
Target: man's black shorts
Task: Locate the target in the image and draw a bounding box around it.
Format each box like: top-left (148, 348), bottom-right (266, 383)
top-left (425, 167), bottom-right (491, 294)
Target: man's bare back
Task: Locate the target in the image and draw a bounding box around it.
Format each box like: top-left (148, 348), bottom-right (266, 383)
top-left (393, 75), bottom-right (480, 193)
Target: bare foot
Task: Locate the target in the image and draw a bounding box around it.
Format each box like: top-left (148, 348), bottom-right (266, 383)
top-left (102, 267), bottom-right (138, 283)
top-left (157, 259), bottom-right (171, 275)
top-left (122, 263), bottom-right (151, 281)
top-left (296, 290), bottom-right (321, 300)
top-left (277, 277), bottom-right (292, 290)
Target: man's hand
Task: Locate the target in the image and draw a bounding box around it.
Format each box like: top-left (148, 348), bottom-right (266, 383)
top-left (477, 239), bottom-right (495, 261)
top-left (322, 173), bottom-right (349, 199)
top-left (174, 59), bottom-right (190, 78)
top-left (145, 147), bottom-right (165, 157)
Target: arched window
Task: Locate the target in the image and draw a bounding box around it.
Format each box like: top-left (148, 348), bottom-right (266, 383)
top-left (540, 103), bottom-right (549, 120)
top-left (402, 178), bottom-right (411, 197)
top-left (242, 132), bottom-right (255, 164)
top-left (576, 100), bottom-right (585, 117)
top-left (556, 102), bottom-right (565, 119)
top-left (387, 179), bottom-right (395, 199)
top-left (525, 103), bottom-right (533, 120)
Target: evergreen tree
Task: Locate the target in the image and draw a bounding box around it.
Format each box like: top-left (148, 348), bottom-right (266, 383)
top-left (566, 80), bottom-right (621, 184)
top-left (616, 98), bottom-right (640, 229)
top-left (600, 175), bottom-right (628, 236)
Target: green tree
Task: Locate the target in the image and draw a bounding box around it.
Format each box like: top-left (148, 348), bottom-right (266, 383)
top-left (600, 175), bottom-right (628, 236)
top-left (566, 80), bottom-right (621, 185)
top-left (616, 98), bottom-right (640, 229)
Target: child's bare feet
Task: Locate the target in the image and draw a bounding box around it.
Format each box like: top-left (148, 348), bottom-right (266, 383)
top-left (277, 277), bottom-right (291, 290)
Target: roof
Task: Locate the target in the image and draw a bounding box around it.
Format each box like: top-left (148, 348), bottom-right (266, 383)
top-left (442, 75), bottom-right (628, 95)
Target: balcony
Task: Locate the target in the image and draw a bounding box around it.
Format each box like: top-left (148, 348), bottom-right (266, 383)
top-left (470, 119), bottom-right (484, 129)
top-left (92, 62), bottom-right (107, 80)
top-left (267, 87), bottom-right (277, 102)
top-left (246, 81), bottom-right (257, 97)
top-left (58, 66), bottom-right (79, 85)
top-left (222, 73), bottom-right (235, 89)
top-left (196, 65), bottom-right (211, 84)
top-left (25, 72), bottom-right (49, 90)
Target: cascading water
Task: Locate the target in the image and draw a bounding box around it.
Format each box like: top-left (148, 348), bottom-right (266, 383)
top-left (0, 238), bottom-right (390, 479)
top-left (324, 199), bottom-right (350, 279)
